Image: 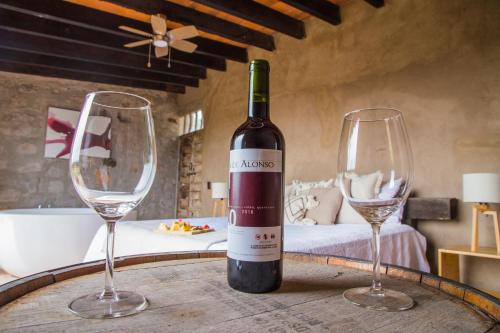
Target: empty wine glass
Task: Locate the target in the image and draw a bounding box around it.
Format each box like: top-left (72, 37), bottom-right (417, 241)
top-left (337, 108), bottom-right (414, 311)
top-left (69, 91), bottom-right (157, 318)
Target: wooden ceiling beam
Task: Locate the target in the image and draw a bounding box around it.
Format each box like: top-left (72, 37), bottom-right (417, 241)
top-left (0, 0), bottom-right (243, 65)
top-left (107, 0), bottom-right (275, 51)
top-left (192, 0), bottom-right (305, 39)
top-left (0, 48), bottom-right (198, 87)
top-left (280, 0), bottom-right (341, 26)
top-left (0, 7), bottom-right (206, 79)
top-left (364, 0), bottom-right (385, 8)
top-left (0, 61), bottom-right (185, 93)
top-left (0, 29), bottom-right (197, 81)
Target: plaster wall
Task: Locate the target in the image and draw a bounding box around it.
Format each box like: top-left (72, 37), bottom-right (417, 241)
top-left (178, 0), bottom-right (500, 291)
top-left (0, 72), bottom-right (179, 219)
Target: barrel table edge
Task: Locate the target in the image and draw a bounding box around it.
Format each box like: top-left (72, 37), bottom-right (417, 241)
top-left (0, 251), bottom-right (224, 307)
top-left (0, 251), bottom-right (498, 321)
top-left (284, 252), bottom-right (500, 321)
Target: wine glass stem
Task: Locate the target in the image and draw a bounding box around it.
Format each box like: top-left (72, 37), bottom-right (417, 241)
top-left (102, 221), bottom-right (117, 299)
top-left (370, 223), bottom-right (383, 295)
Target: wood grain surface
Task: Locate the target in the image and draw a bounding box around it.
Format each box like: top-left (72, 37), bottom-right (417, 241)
top-left (0, 252), bottom-right (498, 333)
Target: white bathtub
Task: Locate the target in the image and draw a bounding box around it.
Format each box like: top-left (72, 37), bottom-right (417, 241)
top-left (0, 208), bottom-right (104, 277)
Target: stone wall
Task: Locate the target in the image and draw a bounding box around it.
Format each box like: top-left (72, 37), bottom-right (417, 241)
top-left (177, 131), bottom-right (203, 218)
top-left (0, 72), bottom-right (179, 219)
top-left (177, 0), bottom-right (500, 292)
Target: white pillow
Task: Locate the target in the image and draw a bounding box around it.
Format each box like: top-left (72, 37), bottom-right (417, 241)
top-left (336, 198), bottom-right (366, 224)
top-left (379, 178), bottom-right (403, 200)
top-left (350, 171), bottom-right (383, 200)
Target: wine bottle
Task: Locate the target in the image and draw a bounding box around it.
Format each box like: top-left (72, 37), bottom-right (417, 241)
top-left (227, 59), bottom-right (284, 293)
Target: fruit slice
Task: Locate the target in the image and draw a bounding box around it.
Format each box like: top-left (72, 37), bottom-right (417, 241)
top-left (158, 223), bottom-right (169, 232)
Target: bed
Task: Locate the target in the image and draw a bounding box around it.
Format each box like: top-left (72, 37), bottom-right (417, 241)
top-left (84, 216), bottom-right (431, 272)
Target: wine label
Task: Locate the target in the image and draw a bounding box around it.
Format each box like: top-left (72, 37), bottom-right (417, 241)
top-left (230, 149), bottom-right (282, 173)
top-left (228, 149), bottom-right (282, 262)
top-left (227, 226), bottom-right (281, 262)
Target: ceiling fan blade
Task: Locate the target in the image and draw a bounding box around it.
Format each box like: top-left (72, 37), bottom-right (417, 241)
top-left (151, 14), bottom-right (167, 35)
top-left (155, 46), bottom-right (169, 58)
top-left (119, 25), bottom-right (153, 38)
top-left (170, 39), bottom-right (197, 53)
top-left (167, 25), bottom-right (199, 41)
top-left (124, 39), bottom-right (152, 48)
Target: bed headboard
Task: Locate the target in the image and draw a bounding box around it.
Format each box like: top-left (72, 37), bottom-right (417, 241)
top-left (404, 198), bottom-right (458, 227)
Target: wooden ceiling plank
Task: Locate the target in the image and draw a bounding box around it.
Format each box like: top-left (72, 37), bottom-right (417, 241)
top-left (169, 0), bottom-right (275, 35)
top-left (364, 0), bottom-right (385, 8)
top-left (0, 48), bottom-right (198, 87)
top-left (254, 0), bottom-right (310, 20)
top-left (280, 0), bottom-right (341, 26)
top-left (0, 0), bottom-right (238, 66)
top-left (0, 61), bottom-right (185, 93)
top-left (107, 0), bottom-right (275, 51)
top-left (0, 29), bottom-right (196, 81)
top-left (0, 6), bottom-right (206, 78)
top-left (192, 0), bottom-right (305, 39)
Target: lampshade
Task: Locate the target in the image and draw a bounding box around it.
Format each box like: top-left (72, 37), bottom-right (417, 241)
top-left (211, 182), bottom-right (228, 199)
top-left (463, 173), bottom-right (500, 203)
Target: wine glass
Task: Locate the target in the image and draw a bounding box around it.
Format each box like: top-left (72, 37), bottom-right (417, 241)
top-left (337, 108), bottom-right (414, 311)
top-left (68, 91), bottom-right (157, 318)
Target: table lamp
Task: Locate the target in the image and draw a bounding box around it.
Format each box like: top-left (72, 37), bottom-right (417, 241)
top-left (463, 173), bottom-right (500, 254)
top-left (211, 182), bottom-right (228, 217)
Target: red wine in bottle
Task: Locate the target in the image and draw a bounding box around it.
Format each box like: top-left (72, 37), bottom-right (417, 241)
top-left (227, 59), bottom-right (284, 293)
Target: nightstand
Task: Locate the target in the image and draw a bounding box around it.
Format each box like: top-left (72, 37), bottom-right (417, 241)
top-left (438, 246), bottom-right (500, 297)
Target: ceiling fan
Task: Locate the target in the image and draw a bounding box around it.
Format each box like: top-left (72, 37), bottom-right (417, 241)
top-left (119, 14), bottom-right (199, 68)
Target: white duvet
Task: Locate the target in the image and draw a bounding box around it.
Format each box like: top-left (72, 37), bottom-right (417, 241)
top-left (84, 217), bottom-right (430, 272)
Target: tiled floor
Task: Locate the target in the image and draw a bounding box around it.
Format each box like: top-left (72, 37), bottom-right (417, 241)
top-left (0, 269), bottom-right (16, 285)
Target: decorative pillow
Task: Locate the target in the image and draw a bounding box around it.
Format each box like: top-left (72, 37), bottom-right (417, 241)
top-left (305, 187), bottom-right (343, 225)
top-left (284, 179), bottom-right (335, 225)
top-left (336, 198), bottom-right (366, 224)
top-left (290, 179), bottom-right (335, 196)
top-left (294, 217), bottom-right (317, 226)
top-left (350, 171), bottom-right (383, 199)
top-left (378, 178), bottom-right (403, 200)
top-left (284, 194), bottom-right (319, 225)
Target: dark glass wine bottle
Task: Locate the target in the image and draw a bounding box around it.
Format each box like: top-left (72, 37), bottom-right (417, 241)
top-left (227, 59), bottom-right (284, 293)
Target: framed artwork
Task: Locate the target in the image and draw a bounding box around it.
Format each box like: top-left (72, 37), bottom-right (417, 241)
top-left (44, 107), bottom-right (111, 159)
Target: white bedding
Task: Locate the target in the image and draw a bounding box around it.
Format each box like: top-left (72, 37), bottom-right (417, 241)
top-left (84, 217), bottom-right (430, 272)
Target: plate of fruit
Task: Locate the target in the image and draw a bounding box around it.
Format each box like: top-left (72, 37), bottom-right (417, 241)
top-left (157, 220), bottom-right (214, 235)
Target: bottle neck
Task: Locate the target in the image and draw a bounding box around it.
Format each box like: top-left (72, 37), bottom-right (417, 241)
top-left (248, 68), bottom-right (269, 120)
top-left (248, 102), bottom-right (268, 119)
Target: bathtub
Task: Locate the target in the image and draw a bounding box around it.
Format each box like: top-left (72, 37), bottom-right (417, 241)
top-left (0, 208), bottom-right (104, 277)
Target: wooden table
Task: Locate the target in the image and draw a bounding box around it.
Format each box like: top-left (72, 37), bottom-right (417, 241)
top-left (1, 251), bottom-right (499, 332)
top-left (439, 245), bottom-right (500, 298)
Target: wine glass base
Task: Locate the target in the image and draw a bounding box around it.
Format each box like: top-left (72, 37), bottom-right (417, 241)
top-left (343, 287), bottom-right (414, 312)
top-left (68, 290), bottom-right (148, 319)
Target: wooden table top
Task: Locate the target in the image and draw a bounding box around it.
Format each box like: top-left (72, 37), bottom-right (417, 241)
top-left (0, 252), bottom-right (498, 333)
